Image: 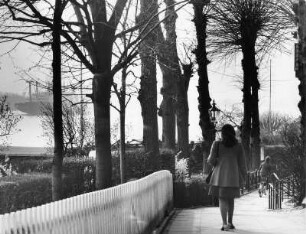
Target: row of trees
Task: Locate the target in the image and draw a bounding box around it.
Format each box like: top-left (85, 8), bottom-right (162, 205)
top-left (0, 0), bottom-right (302, 200)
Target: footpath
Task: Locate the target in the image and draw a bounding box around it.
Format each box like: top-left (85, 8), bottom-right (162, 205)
top-left (161, 191), bottom-right (306, 234)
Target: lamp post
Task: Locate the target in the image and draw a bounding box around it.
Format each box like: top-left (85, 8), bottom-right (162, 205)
top-left (203, 100), bottom-right (220, 174)
top-left (209, 100), bottom-right (220, 131)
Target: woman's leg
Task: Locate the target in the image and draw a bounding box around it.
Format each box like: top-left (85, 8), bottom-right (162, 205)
top-left (228, 198), bottom-right (235, 226)
top-left (219, 198), bottom-right (228, 226)
top-left (258, 182), bottom-right (262, 197)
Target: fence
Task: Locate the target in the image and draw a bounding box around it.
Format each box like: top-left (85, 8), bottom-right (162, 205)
top-left (0, 170), bottom-right (173, 234)
top-left (240, 170), bottom-right (260, 195)
top-left (267, 174), bottom-right (297, 210)
top-left (267, 173), bottom-right (283, 209)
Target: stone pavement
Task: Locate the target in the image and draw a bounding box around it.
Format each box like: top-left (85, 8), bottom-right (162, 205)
top-left (161, 191), bottom-right (306, 234)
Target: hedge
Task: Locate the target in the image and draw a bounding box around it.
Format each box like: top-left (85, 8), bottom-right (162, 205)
top-left (0, 173), bottom-right (52, 214)
top-left (0, 149), bottom-right (175, 214)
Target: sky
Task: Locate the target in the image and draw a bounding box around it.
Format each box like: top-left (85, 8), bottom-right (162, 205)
top-left (0, 3), bottom-right (301, 147)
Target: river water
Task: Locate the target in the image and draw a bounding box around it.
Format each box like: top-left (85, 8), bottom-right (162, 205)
top-left (9, 114), bottom-right (48, 147)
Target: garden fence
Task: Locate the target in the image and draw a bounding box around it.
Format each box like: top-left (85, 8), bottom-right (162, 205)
top-left (0, 170), bottom-right (173, 234)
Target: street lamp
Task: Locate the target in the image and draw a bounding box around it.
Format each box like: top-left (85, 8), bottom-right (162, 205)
top-left (209, 100), bottom-right (220, 125)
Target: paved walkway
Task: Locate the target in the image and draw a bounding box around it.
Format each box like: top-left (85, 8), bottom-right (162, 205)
top-left (162, 191), bottom-right (306, 234)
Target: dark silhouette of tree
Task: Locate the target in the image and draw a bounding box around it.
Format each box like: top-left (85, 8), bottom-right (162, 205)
top-left (156, 0), bottom-right (181, 152)
top-left (51, 0), bottom-right (66, 201)
top-left (137, 0), bottom-right (160, 170)
top-left (191, 0), bottom-right (215, 173)
top-left (176, 60), bottom-right (193, 159)
top-left (0, 0), bottom-right (180, 189)
top-left (209, 0), bottom-right (294, 169)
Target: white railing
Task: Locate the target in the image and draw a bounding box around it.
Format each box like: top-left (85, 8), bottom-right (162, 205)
top-left (0, 170), bottom-right (173, 234)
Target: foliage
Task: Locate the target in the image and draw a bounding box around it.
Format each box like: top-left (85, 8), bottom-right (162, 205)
top-left (173, 174), bottom-right (212, 208)
top-left (0, 96), bottom-right (22, 148)
top-left (0, 173), bottom-right (52, 214)
top-left (260, 112), bottom-right (291, 145)
top-left (0, 148), bottom-right (176, 213)
top-left (0, 156), bottom-right (17, 177)
top-left (175, 157), bottom-right (189, 182)
top-left (277, 118), bottom-right (305, 205)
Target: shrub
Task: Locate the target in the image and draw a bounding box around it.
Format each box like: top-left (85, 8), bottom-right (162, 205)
top-left (277, 119), bottom-right (305, 205)
top-left (8, 157), bottom-right (52, 174)
top-left (61, 157), bottom-right (96, 197)
top-left (173, 174), bottom-right (212, 208)
top-left (0, 149), bottom-right (176, 213)
top-left (0, 173), bottom-right (52, 214)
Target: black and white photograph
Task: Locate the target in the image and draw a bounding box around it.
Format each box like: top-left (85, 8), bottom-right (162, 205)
top-left (0, 0), bottom-right (305, 233)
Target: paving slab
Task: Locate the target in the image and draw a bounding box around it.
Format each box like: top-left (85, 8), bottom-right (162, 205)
top-left (162, 191), bottom-right (306, 234)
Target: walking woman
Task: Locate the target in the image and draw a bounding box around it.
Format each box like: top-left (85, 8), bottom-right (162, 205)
top-left (207, 124), bottom-right (247, 231)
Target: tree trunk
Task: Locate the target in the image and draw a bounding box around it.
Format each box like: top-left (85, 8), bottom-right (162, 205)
top-left (177, 63), bottom-right (192, 159)
top-left (119, 67), bottom-right (127, 184)
top-left (159, 71), bottom-right (176, 151)
top-left (155, 0), bottom-right (180, 151)
top-left (93, 72), bottom-right (112, 189)
top-left (52, 0), bottom-right (64, 201)
top-left (192, 2), bottom-right (215, 173)
top-left (137, 0), bottom-right (160, 169)
top-left (241, 57), bottom-right (252, 169)
top-left (89, 0), bottom-right (128, 189)
top-left (241, 41), bottom-right (260, 170)
top-left (138, 46), bottom-right (159, 166)
top-left (296, 0), bottom-right (306, 202)
top-left (251, 78), bottom-right (261, 169)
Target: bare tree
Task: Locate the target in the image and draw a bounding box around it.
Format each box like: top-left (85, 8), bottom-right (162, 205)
top-left (260, 112), bottom-right (290, 145)
top-left (51, 0), bottom-right (66, 201)
top-left (0, 96), bottom-right (22, 147)
top-left (191, 0), bottom-right (215, 173)
top-left (137, 0), bottom-right (161, 170)
top-left (176, 60), bottom-right (193, 159)
top-left (209, 0), bottom-right (295, 169)
top-left (155, 0), bottom-right (182, 152)
top-left (0, 0), bottom-right (191, 188)
top-left (112, 58), bottom-right (138, 183)
top-left (0, 0), bottom-right (155, 189)
top-left (40, 102), bottom-right (94, 155)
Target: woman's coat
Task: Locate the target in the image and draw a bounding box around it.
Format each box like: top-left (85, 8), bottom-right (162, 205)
top-left (207, 141), bottom-right (247, 188)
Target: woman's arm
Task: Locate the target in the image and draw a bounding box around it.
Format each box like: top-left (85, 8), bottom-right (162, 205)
top-left (207, 141), bottom-right (218, 166)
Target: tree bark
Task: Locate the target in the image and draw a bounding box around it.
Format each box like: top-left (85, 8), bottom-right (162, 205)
top-left (93, 72), bottom-right (112, 189)
top-left (296, 0), bottom-right (306, 203)
top-left (192, 1), bottom-right (215, 173)
top-left (241, 57), bottom-right (252, 169)
top-left (138, 0), bottom-right (160, 169)
top-left (52, 0), bottom-right (64, 201)
top-left (119, 67), bottom-right (127, 183)
top-left (241, 41), bottom-right (260, 170)
top-left (89, 0), bottom-right (128, 189)
top-left (251, 77), bottom-right (261, 169)
top-left (177, 63), bottom-right (192, 159)
top-left (156, 0), bottom-right (180, 151)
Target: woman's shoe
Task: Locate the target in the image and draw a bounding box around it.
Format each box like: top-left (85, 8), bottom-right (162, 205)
top-left (221, 225), bottom-right (229, 231)
top-left (228, 223), bottom-right (235, 229)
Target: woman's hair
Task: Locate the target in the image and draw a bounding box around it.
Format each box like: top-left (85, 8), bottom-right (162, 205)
top-left (221, 124), bottom-right (238, 147)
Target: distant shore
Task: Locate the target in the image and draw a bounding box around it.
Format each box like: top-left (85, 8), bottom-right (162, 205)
top-left (0, 146), bottom-right (53, 157)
